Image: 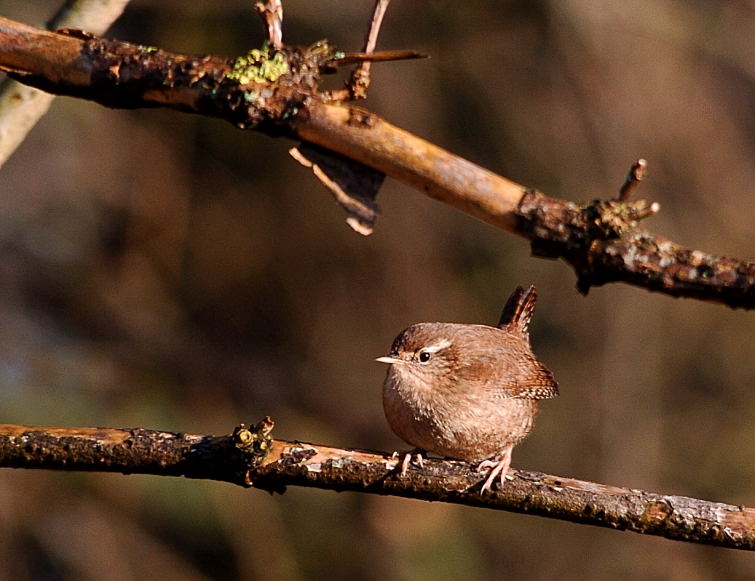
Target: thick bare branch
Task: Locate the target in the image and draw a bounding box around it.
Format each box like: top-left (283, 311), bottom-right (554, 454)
top-left (295, 105), bottom-right (754, 308)
top-left (0, 16), bottom-right (751, 308)
top-left (0, 423), bottom-right (752, 550)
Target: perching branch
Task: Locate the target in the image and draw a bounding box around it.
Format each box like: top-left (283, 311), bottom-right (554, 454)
top-left (0, 15), bottom-right (752, 308)
top-left (0, 423), bottom-right (752, 550)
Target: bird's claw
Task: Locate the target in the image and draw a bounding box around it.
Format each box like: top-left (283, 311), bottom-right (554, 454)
top-left (478, 447), bottom-right (513, 493)
top-left (392, 449), bottom-right (425, 477)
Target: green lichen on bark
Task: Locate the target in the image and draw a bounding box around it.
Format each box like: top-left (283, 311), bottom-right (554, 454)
top-left (228, 43), bottom-right (289, 84)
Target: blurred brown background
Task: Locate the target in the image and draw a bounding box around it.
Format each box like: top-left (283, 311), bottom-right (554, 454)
top-left (0, 0), bottom-right (753, 579)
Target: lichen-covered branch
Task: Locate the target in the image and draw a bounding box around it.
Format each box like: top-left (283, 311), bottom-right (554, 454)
top-left (0, 17), bottom-right (336, 133)
top-left (0, 423), bottom-right (752, 550)
top-left (0, 16), bottom-right (752, 308)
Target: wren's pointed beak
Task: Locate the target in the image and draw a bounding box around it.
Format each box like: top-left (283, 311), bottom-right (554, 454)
top-left (375, 355), bottom-right (399, 364)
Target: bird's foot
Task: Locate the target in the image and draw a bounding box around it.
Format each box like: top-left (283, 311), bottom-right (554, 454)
top-left (478, 447), bottom-right (513, 493)
top-left (391, 449), bottom-right (425, 477)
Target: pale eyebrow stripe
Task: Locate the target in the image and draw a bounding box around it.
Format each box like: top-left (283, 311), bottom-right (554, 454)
top-left (423, 338), bottom-right (451, 353)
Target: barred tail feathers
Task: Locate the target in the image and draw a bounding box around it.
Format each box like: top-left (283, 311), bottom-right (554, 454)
top-left (497, 284), bottom-right (537, 337)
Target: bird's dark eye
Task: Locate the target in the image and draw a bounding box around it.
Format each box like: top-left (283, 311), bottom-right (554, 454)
top-left (418, 350), bottom-right (432, 363)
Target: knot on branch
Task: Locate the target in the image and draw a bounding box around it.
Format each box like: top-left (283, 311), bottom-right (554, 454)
top-left (583, 198), bottom-right (660, 240)
top-left (516, 189), bottom-right (658, 256)
top-left (233, 416), bottom-right (275, 463)
top-left (181, 418), bottom-right (277, 487)
top-left (516, 190), bottom-right (754, 307)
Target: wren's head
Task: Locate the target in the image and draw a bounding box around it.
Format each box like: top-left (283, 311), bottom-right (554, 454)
top-left (375, 322), bottom-right (532, 393)
top-left (376, 323), bottom-right (461, 382)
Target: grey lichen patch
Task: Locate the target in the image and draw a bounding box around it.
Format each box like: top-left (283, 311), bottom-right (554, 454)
top-left (229, 44), bottom-right (289, 84)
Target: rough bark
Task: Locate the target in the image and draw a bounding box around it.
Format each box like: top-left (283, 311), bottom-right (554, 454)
top-left (0, 423), bottom-right (752, 550)
top-left (0, 16), bottom-right (751, 307)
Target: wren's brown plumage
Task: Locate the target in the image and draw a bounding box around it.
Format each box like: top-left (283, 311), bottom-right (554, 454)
top-left (377, 285), bottom-right (558, 492)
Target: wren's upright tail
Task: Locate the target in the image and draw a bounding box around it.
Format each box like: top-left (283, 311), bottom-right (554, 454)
top-left (497, 285), bottom-right (537, 338)
top-left (497, 284), bottom-right (558, 399)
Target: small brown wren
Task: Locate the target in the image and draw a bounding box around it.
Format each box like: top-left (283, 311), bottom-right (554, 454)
top-left (376, 285), bottom-right (558, 492)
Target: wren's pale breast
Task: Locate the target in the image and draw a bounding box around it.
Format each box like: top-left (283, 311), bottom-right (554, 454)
top-left (378, 285), bottom-right (558, 491)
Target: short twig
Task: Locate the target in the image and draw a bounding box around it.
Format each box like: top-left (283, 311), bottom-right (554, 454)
top-left (363, 0), bottom-right (391, 54)
top-left (321, 1), bottom-right (424, 102)
top-left (254, 0), bottom-right (284, 49)
top-left (617, 158), bottom-right (648, 201)
top-left (348, 0), bottom-right (391, 100)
